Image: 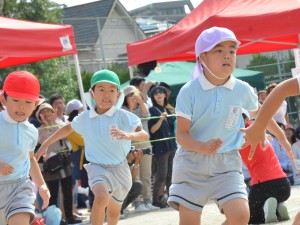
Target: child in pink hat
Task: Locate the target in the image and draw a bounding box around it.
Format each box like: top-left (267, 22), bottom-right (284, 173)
top-left (168, 27), bottom-right (291, 225)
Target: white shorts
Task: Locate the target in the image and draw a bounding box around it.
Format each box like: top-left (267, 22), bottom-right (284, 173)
top-left (0, 177), bottom-right (36, 224)
top-left (168, 149), bottom-right (247, 213)
top-left (84, 160), bottom-right (132, 204)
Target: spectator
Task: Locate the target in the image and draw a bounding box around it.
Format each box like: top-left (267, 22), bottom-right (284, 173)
top-left (36, 103), bottom-right (81, 224)
top-left (122, 86), bottom-right (159, 212)
top-left (49, 94), bottom-right (68, 123)
top-left (257, 90), bottom-right (267, 104)
top-left (266, 83), bottom-right (288, 125)
top-left (120, 149), bottom-right (144, 219)
top-left (292, 127), bottom-right (300, 185)
top-left (148, 85), bottom-right (177, 208)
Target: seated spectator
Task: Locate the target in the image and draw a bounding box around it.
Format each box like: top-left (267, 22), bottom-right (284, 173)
top-left (120, 149), bottom-right (144, 219)
top-left (240, 121), bottom-right (291, 224)
top-left (271, 122), bottom-right (294, 185)
top-left (292, 127), bottom-right (300, 185)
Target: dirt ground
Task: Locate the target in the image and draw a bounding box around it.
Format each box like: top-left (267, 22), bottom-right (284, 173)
top-left (80, 185), bottom-right (300, 225)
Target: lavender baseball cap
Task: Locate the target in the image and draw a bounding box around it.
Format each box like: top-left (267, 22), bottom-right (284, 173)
top-left (192, 27), bottom-right (240, 79)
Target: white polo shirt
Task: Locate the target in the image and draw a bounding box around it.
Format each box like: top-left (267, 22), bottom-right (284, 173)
top-left (176, 74), bottom-right (258, 153)
top-left (0, 110), bottom-right (37, 181)
top-left (71, 106), bottom-right (141, 165)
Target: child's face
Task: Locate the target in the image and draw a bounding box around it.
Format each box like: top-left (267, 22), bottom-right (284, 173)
top-left (1, 96), bottom-right (38, 122)
top-left (91, 82), bottom-right (120, 114)
top-left (200, 41), bottom-right (237, 83)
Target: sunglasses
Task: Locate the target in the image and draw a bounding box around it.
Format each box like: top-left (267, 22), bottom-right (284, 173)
top-left (153, 90), bottom-right (165, 95)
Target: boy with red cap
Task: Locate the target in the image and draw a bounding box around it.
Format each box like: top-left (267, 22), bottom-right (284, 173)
top-left (167, 27), bottom-right (292, 225)
top-left (0, 71), bottom-right (50, 225)
top-left (35, 69), bottom-right (149, 225)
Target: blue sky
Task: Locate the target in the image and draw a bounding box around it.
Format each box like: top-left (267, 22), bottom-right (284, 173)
top-left (52, 0), bottom-right (203, 11)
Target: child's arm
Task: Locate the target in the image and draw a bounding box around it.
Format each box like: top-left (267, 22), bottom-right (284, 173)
top-left (242, 78), bottom-right (299, 159)
top-left (0, 162), bottom-right (14, 176)
top-left (35, 123), bottom-right (74, 161)
top-left (110, 125), bottom-right (149, 142)
top-left (29, 151), bottom-right (50, 210)
top-left (176, 116), bottom-right (223, 155)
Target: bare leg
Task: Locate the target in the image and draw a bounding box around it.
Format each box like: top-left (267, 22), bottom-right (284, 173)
top-left (179, 204), bottom-right (201, 225)
top-left (8, 212), bottom-right (30, 225)
top-left (106, 198), bottom-right (122, 225)
top-left (91, 183), bottom-right (110, 225)
top-left (222, 198), bottom-right (249, 225)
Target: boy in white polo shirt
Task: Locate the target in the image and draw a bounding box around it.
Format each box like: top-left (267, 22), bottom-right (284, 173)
top-left (35, 69), bottom-right (149, 225)
top-left (0, 71), bottom-right (50, 225)
top-left (167, 27), bottom-right (292, 225)
top-left (240, 75), bottom-right (300, 225)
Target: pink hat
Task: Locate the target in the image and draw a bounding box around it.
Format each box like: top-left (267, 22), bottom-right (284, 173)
top-left (192, 27), bottom-right (240, 79)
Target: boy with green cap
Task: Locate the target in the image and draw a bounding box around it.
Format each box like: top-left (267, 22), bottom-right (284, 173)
top-left (35, 69), bottom-right (149, 225)
top-left (0, 71), bottom-right (50, 225)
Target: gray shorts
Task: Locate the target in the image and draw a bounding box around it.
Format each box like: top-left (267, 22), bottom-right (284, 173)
top-left (168, 149), bottom-right (247, 213)
top-left (0, 177), bottom-right (36, 224)
top-left (84, 160), bottom-right (132, 205)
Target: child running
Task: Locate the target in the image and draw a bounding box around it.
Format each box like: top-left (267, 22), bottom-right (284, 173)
top-left (241, 76), bottom-right (300, 225)
top-left (0, 71), bottom-right (50, 225)
top-left (167, 27), bottom-right (290, 225)
top-left (35, 69), bottom-right (149, 225)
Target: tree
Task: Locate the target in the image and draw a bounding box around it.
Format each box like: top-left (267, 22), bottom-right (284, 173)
top-left (246, 54), bottom-right (277, 76)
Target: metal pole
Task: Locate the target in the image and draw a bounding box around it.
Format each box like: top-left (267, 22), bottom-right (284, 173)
top-left (97, 18), bottom-right (107, 69)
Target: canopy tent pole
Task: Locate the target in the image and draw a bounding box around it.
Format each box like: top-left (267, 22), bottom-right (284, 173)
top-left (73, 54), bottom-right (87, 111)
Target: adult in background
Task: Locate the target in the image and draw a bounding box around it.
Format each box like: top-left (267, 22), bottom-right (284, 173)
top-left (122, 86), bottom-right (159, 212)
top-left (49, 94), bottom-right (68, 123)
top-left (148, 85), bottom-right (177, 208)
top-left (36, 103), bottom-right (81, 224)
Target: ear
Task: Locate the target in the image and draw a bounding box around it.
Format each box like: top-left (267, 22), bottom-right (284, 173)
top-left (89, 89), bottom-right (95, 99)
top-left (33, 100), bottom-right (39, 110)
top-left (0, 94), bottom-right (7, 107)
top-left (116, 91), bottom-right (121, 99)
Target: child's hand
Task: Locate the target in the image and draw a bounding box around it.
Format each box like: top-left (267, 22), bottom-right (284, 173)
top-left (110, 127), bottom-right (131, 140)
top-left (0, 162), bottom-right (14, 176)
top-left (35, 144), bottom-right (48, 161)
top-left (39, 184), bottom-right (50, 210)
top-left (240, 126), bottom-right (266, 160)
top-left (201, 138), bottom-right (223, 155)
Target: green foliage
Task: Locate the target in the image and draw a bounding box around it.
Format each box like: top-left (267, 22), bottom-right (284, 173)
top-left (246, 54), bottom-right (277, 76)
top-left (107, 63), bottom-right (130, 84)
top-left (1, 0), bottom-right (62, 23)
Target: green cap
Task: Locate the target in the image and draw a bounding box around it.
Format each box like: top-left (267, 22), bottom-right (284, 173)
top-left (90, 70), bottom-right (120, 88)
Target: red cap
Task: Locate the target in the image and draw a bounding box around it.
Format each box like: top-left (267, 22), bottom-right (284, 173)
top-left (3, 71), bottom-right (40, 101)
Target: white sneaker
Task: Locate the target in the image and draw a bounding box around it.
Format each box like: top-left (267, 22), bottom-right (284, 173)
top-left (135, 204), bottom-right (150, 213)
top-left (263, 197), bottom-right (278, 223)
top-left (277, 202), bottom-right (290, 221)
top-left (145, 203), bottom-right (160, 210)
top-left (119, 213), bottom-right (126, 219)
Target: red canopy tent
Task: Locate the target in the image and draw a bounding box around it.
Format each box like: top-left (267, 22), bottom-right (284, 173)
top-left (0, 16), bottom-right (85, 107)
top-left (127, 0), bottom-right (300, 66)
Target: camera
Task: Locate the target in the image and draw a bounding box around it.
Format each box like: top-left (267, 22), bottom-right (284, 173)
top-left (134, 148), bottom-right (152, 155)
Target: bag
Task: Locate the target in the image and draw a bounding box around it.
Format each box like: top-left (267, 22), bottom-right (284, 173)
top-left (43, 152), bottom-right (70, 175)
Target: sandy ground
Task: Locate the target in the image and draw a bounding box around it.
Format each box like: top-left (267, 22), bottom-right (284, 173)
top-left (81, 185), bottom-right (300, 225)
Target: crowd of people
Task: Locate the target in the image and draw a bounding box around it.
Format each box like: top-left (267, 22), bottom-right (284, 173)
top-left (1, 26), bottom-right (300, 225)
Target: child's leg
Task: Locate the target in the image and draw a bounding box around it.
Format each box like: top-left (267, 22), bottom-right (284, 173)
top-left (8, 212), bottom-right (30, 225)
top-left (91, 183), bottom-right (110, 225)
top-left (292, 211), bottom-right (300, 225)
top-left (179, 204), bottom-right (201, 225)
top-left (106, 198), bottom-right (122, 225)
top-left (222, 198), bottom-right (249, 225)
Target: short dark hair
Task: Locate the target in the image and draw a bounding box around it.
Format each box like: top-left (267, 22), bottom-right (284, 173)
top-left (150, 86), bottom-right (168, 107)
top-left (129, 77), bottom-right (145, 87)
top-left (49, 94), bottom-right (64, 106)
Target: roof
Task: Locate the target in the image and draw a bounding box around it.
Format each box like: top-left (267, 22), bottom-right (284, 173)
top-left (62, 0), bottom-right (114, 49)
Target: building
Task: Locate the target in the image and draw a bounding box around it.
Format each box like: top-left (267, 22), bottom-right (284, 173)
top-left (62, 0), bottom-right (146, 72)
